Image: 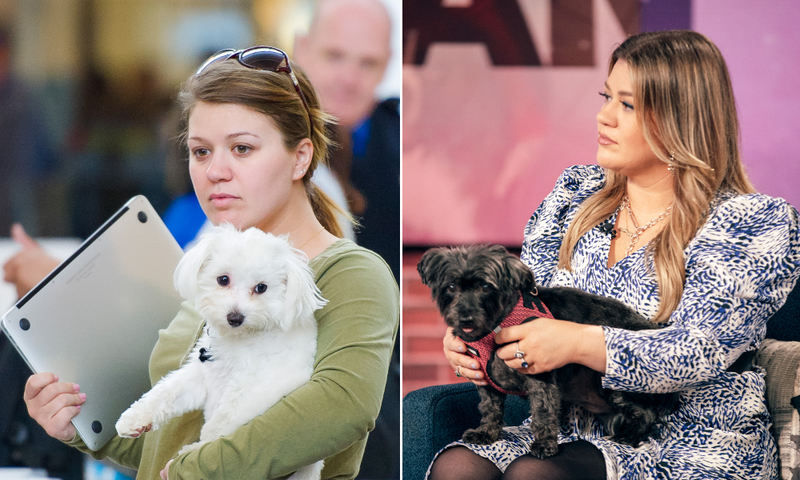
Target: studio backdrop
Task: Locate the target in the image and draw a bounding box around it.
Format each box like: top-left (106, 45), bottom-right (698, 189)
top-left (402, 0), bottom-right (800, 246)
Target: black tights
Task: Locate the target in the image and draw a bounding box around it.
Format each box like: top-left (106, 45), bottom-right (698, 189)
top-left (428, 441), bottom-right (606, 480)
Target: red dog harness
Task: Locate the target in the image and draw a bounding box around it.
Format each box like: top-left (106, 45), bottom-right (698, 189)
top-left (463, 290), bottom-right (554, 396)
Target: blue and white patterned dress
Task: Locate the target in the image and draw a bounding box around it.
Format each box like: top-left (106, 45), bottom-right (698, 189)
top-left (431, 165), bottom-right (800, 480)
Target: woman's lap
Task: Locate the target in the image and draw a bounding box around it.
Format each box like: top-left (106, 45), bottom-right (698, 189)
top-left (428, 441), bottom-right (606, 480)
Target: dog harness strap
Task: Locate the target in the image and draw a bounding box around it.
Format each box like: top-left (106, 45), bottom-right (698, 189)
top-left (464, 291), bottom-right (554, 396)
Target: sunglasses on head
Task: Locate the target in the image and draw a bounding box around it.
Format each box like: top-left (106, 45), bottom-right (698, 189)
top-left (196, 46), bottom-right (313, 138)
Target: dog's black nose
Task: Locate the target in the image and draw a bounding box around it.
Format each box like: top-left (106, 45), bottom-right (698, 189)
top-left (227, 312), bottom-right (245, 327)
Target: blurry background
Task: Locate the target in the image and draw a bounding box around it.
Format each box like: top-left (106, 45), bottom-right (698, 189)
top-left (0, 0), bottom-right (400, 478)
top-left (402, 0), bottom-right (800, 395)
top-left (0, 0), bottom-right (400, 241)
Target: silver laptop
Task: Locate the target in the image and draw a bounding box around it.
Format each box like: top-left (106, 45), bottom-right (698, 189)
top-left (1, 195), bottom-right (185, 450)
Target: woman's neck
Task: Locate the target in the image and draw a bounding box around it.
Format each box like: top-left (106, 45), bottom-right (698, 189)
top-left (625, 173), bottom-right (675, 219)
top-left (258, 184), bottom-right (338, 258)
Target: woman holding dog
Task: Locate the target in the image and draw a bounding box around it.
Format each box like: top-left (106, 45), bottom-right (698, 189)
top-left (20, 47), bottom-right (399, 479)
top-left (432, 30), bottom-right (800, 480)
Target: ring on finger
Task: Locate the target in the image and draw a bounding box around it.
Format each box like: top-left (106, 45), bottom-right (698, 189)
top-left (455, 366), bottom-right (462, 378)
top-left (514, 343), bottom-right (529, 369)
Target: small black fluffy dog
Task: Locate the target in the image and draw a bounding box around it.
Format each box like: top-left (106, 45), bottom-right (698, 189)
top-left (417, 244), bottom-right (678, 458)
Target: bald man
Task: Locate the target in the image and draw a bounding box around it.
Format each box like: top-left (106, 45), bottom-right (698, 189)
top-left (295, 0), bottom-right (392, 129)
top-left (295, 0), bottom-right (400, 281)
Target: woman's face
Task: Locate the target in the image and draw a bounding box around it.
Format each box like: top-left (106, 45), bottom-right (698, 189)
top-left (596, 59), bottom-right (663, 180)
top-left (188, 101), bottom-right (306, 231)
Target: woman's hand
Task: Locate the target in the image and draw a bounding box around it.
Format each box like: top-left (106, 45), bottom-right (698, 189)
top-left (23, 372), bottom-right (86, 441)
top-left (442, 327), bottom-right (486, 385)
top-left (495, 319), bottom-right (607, 374)
top-left (3, 224), bottom-right (60, 298)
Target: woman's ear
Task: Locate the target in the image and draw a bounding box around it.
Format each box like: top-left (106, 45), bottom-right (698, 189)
top-left (292, 138), bottom-right (314, 181)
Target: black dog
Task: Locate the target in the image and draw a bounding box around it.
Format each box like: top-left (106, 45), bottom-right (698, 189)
top-left (417, 244), bottom-right (678, 458)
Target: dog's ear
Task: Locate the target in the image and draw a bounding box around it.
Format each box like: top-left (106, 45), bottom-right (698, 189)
top-left (417, 248), bottom-right (449, 287)
top-left (503, 251), bottom-right (535, 292)
top-left (173, 226), bottom-right (222, 301)
top-left (278, 245), bottom-right (327, 330)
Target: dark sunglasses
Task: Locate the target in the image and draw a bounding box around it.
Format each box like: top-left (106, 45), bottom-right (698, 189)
top-left (196, 46), bottom-right (313, 138)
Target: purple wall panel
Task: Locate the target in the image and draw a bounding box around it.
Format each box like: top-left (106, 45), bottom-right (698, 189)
top-left (694, 0), bottom-right (800, 209)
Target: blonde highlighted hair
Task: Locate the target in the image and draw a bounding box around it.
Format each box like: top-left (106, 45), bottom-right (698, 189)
top-left (178, 56), bottom-right (351, 238)
top-left (558, 30), bottom-right (755, 322)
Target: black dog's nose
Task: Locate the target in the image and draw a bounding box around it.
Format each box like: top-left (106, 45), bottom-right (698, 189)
top-left (461, 316), bottom-right (474, 327)
top-left (227, 312), bottom-right (245, 327)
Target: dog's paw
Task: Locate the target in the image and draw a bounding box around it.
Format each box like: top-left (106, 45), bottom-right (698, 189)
top-left (528, 439), bottom-right (559, 459)
top-left (462, 428), bottom-right (499, 445)
top-left (115, 408), bottom-right (155, 438)
top-left (177, 441), bottom-right (204, 456)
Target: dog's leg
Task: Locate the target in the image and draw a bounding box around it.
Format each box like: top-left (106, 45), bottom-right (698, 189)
top-left (524, 376), bottom-right (561, 459)
top-left (177, 407), bottom-right (236, 455)
top-left (178, 376), bottom-right (301, 454)
top-left (287, 460), bottom-right (325, 480)
top-left (462, 386), bottom-right (507, 445)
top-left (116, 359), bottom-right (208, 438)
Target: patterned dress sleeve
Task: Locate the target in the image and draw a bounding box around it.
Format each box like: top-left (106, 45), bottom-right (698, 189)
top-left (521, 165), bottom-right (605, 286)
top-left (602, 194), bottom-right (800, 393)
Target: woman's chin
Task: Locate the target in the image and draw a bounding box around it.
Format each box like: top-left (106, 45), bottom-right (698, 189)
top-left (209, 214), bottom-right (245, 230)
top-left (596, 155), bottom-right (621, 174)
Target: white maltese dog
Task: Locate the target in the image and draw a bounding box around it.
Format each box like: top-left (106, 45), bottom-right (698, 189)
top-left (116, 224), bottom-right (326, 479)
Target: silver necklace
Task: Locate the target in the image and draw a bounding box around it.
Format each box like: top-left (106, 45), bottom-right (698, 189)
top-left (617, 195), bottom-right (672, 257)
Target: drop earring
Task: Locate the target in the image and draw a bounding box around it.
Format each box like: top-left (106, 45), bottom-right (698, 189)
top-left (668, 152), bottom-right (675, 174)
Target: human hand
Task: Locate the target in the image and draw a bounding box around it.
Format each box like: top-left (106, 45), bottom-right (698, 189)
top-left (3, 224), bottom-right (60, 298)
top-left (495, 319), bottom-right (607, 375)
top-left (160, 459), bottom-right (173, 480)
top-left (23, 372), bottom-right (86, 441)
top-left (443, 327), bottom-right (486, 385)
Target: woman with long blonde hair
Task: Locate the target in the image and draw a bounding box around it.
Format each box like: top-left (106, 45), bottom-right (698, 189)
top-left (433, 30), bottom-right (800, 480)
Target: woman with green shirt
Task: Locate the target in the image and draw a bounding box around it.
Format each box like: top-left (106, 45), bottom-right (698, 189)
top-left (22, 46), bottom-right (399, 479)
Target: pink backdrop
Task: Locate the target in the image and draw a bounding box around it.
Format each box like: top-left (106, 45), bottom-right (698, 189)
top-left (402, 0), bottom-right (800, 246)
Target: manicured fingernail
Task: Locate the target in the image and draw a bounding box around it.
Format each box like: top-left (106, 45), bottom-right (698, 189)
top-left (471, 363), bottom-right (477, 369)
top-left (478, 382), bottom-right (487, 386)
top-left (457, 346), bottom-right (464, 352)
top-left (53, 375), bottom-right (59, 382)
top-left (79, 393), bottom-right (86, 401)
top-left (73, 384), bottom-right (80, 392)
top-left (475, 372), bottom-right (482, 379)
top-left (75, 405), bottom-right (81, 412)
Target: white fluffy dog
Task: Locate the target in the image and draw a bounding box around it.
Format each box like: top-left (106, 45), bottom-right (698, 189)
top-left (115, 224), bottom-right (326, 479)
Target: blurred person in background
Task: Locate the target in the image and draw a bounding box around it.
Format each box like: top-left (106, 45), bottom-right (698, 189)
top-left (294, 2), bottom-right (400, 478)
top-left (294, 0), bottom-right (400, 282)
top-left (0, 24), bottom-right (57, 238)
top-left (0, 24), bottom-right (81, 480)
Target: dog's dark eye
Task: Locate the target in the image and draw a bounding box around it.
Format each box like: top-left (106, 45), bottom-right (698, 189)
top-left (481, 283), bottom-right (491, 292)
top-left (254, 283), bottom-right (268, 294)
top-left (217, 275), bottom-right (230, 287)
top-left (446, 284), bottom-right (456, 293)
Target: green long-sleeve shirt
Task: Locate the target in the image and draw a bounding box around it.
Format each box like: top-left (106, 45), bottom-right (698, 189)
top-left (68, 239), bottom-right (399, 479)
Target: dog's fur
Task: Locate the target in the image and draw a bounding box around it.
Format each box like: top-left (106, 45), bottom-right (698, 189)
top-left (116, 224), bottom-right (326, 478)
top-left (417, 244), bottom-right (678, 459)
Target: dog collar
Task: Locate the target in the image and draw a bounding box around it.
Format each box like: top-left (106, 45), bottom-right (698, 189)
top-left (463, 290), bottom-right (553, 396)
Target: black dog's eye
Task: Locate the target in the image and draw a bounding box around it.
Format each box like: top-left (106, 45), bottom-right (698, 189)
top-left (217, 275), bottom-right (230, 287)
top-left (254, 283), bottom-right (268, 294)
top-left (481, 283), bottom-right (491, 292)
top-left (446, 284), bottom-right (456, 294)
